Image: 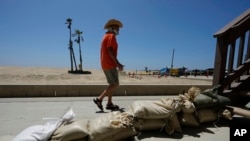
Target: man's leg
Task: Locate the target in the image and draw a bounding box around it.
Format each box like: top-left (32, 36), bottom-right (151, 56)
top-left (98, 83), bottom-right (118, 104)
top-left (94, 69), bottom-right (119, 110)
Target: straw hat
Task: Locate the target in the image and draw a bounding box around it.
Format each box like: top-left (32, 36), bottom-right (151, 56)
top-left (104, 19), bottom-right (123, 29)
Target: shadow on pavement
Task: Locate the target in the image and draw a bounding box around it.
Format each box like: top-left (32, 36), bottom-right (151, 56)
top-left (136, 119), bottom-right (230, 140)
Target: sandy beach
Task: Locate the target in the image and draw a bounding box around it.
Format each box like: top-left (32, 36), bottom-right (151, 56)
top-left (0, 66), bottom-right (212, 85)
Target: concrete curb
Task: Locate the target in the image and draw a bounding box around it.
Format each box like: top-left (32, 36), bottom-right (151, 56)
top-left (0, 85), bottom-right (212, 97)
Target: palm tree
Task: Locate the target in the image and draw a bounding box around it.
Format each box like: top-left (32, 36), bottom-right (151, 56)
top-left (65, 18), bottom-right (78, 72)
top-left (73, 29), bottom-right (84, 71)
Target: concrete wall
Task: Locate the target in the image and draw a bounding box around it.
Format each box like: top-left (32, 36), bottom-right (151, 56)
top-left (0, 85), bottom-right (212, 97)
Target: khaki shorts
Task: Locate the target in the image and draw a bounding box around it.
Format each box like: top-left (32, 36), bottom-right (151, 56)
top-left (103, 68), bottom-right (119, 85)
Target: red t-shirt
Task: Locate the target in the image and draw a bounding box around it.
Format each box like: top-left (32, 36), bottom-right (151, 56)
top-left (100, 32), bottom-right (118, 70)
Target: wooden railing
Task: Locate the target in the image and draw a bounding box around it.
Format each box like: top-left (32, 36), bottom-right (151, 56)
top-left (213, 9), bottom-right (250, 95)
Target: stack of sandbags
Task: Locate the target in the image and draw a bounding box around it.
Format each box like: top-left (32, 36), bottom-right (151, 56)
top-left (129, 98), bottom-right (182, 135)
top-left (178, 98), bottom-right (217, 126)
top-left (171, 86), bottom-right (217, 127)
top-left (192, 86), bottom-right (231, 124)
top-left (173, 87), bottom-right (200, 127)
top-left (50, 111), bottom-right (137, 141)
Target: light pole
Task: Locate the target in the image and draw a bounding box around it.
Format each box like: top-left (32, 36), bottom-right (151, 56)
top-left (171, 48), bottom-right (175, 70)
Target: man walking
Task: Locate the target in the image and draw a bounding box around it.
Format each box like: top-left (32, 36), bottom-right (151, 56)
top-left (93, 19), bottom-right (124, 111)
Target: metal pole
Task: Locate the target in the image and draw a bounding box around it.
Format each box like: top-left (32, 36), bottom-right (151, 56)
top-left (171, 48), bottom-right (174, 70)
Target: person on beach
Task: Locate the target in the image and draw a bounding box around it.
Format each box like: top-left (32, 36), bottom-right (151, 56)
top-left (93, 19), bottom-right (124, 111)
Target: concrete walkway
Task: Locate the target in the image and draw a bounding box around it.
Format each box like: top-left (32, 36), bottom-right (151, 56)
top-left (0, 96), bottom-right (230, 141)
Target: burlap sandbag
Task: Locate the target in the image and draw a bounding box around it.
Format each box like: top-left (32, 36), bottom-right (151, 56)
top-left (165, 113), bottom-right (182, 135)
top-left (197, 108), bottom-right (218, 123)
top-left (88, 111), bottom-right (134, 141)
top-left (194, 86), bottom-right (231, 109)
top-left (181, 100), bottom-right (195, 113)
top-left (102, 127), bottom-right (138, 141)
top-left (129, 100), bottom-right (171, 119)
top-left (178, 112), bottom-right (200, 127)
top-left (193, 93), bottom-right (217, 109)
top-left (133, 118), bottom-right (166, 131)
top-left (161, 97), bottom-right (182, 112)
top-left (50, 119), bottom-right (89, 141)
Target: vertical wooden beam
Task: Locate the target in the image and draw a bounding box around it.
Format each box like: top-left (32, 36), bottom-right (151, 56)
top-left (213, 37), bottom-right (228, 89)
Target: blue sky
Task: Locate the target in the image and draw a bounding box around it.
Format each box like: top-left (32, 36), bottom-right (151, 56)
top-left (0, 0), bottom-right (249, 71)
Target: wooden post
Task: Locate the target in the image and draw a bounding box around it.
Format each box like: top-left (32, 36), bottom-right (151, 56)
top-left (213, 37), bottom-right (227, 89)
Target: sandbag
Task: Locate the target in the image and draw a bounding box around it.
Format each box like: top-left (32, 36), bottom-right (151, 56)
top-left (201, 86), bottom-right (231, 106)
top-left (186, 86), bottom-right (201, 101)
top-left (172, 113), bottom-right (182, 133)
top-left (165, 113), bottom-right (182, 135)
top-left (196, 109), bottom-right (217, 123)
top-left (50, 119), bottom-right (89, 141)
top-left (193, 94), bottom-right (217, 109)
top-left (194, 93), bottom-right (231, 109)
top-left (88, 111), bottom-right (134, 141)
top-left (201, 85), bottom-right (221, 98)
top-left (178, 112), bottom-right (200, 127)
top-left (193, 85), bottom-right (231, 109)
top-left (129, 100), bottom-right (171, 119)
top-left (201, 88), bottom-right (218, 99)
top-left (161, 97), bottom-right (181, 112)
top-left (102, 127), bottom-right (138, 141)
top-left (181, 100), bottom-right (195, 113)
top-left (12, 120), bottom-right (62, 141)
top-left (12, 108), bottom-right (75, 141)
top-left (214, 95), bottom-right (231, 109)
top-left (133, 118), bottom-right (166, 131)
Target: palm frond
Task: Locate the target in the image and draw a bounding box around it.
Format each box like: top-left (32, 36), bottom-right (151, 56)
top-left (65, 18), bottom-right (72, 24)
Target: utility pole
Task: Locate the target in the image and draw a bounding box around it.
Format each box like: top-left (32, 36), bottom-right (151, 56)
top-left (171, 48), bottom-right (175, 70)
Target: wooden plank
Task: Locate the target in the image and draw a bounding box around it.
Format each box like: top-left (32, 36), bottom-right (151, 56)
top-left (214, 9), bottom-right (250, 37)
top-left (226, 106), bottom-right (250, 119)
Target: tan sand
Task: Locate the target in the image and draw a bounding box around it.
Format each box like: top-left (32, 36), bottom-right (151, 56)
top-left (0, 66), bottom-right (212, 85)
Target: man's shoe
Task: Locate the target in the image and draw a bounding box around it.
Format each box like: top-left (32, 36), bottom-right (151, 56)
top-left (93, 98), bottom-right (103, 111)
top-left (106, 103), bottom-right (119, 110)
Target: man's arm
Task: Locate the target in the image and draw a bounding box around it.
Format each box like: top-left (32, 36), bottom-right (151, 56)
top-left (108, 47), bottom-right (124, 71)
